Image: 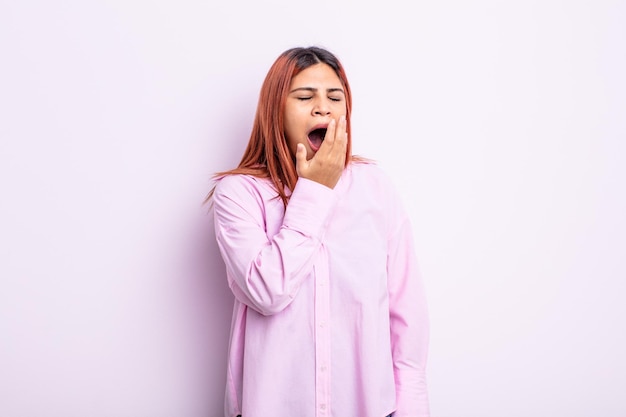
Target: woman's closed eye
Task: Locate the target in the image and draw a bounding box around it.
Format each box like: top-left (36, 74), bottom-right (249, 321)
top-left (297, 96), bottom-right (342, 102)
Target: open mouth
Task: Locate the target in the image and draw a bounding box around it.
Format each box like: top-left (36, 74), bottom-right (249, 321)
top-left (307, 127), bottom-right (327, 151)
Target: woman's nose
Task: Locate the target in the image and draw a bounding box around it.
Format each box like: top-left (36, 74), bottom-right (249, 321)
top-left (313, 99), bottom-right (331, 116)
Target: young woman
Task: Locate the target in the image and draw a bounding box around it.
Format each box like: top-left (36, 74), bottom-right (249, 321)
top-left (209, 46), bottom-right (430, 417)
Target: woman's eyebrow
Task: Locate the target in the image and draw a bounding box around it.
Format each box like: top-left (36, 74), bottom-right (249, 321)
top-left (289, 87), bottom-right (345, 94)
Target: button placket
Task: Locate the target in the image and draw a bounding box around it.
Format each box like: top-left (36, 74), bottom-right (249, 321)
top-left (313, 251), bottom-right (331, 416)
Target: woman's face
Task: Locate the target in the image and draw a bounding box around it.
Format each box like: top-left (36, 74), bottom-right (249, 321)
top-left (283, 63), bottom-right (347, 160)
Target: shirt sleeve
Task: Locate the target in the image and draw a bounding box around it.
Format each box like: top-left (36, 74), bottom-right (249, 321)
top-left (387, 205), bottom-right (430, 416)
top-left (212, 175), bottom-right (338, 316)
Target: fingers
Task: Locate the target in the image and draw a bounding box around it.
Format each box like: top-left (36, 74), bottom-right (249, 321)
top-left (334, 115), bottom-right (347, 154)
top-left (319, 116), bottom-right (347, 158)
top-left (295, 115), bottom-right (347, 189)
top-left (295, 143), bottom-right (307, 176)
top-left (323, 118), bottom-right (337, 146)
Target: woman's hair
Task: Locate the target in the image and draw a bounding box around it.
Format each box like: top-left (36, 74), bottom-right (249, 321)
top-left (205, 46), bottom-right (358, 207)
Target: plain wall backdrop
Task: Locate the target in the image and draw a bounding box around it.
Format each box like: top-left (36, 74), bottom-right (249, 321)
top-left (1, 1), bottom-right (625, 416)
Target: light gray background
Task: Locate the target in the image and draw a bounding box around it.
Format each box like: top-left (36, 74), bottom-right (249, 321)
top-left (1, 1), bottom-right (625, 416)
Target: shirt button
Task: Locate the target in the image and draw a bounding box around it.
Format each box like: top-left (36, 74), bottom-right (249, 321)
top-left (321, 366), bottom-right (327, 372)
top-left (320, 404), bottom-right (326, 410)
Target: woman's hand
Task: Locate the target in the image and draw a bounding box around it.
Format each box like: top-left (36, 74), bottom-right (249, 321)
top-left (295, 116), bottom-right (347, 189)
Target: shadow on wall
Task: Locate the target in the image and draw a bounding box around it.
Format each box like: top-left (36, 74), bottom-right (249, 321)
top-left (170, 74), bottom-right (254, 414)
top-left (176, 200), bottom-right (234, 414)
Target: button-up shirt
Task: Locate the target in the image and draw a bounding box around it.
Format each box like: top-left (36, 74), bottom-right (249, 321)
top-left (212, 162), bottom-right (430, 417)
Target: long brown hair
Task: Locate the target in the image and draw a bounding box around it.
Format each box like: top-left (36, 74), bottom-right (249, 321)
top-left (205, 46), bottom-right (358, 207)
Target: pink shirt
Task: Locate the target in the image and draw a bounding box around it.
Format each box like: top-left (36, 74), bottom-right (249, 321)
top-left (212, 162), bottom-right (430, 417)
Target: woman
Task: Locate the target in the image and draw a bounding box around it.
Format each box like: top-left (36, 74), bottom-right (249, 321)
top-left (209, 46), bottom-right (430, 417)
